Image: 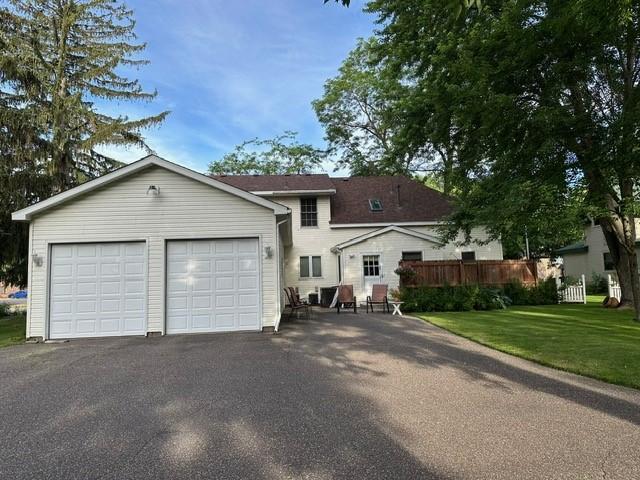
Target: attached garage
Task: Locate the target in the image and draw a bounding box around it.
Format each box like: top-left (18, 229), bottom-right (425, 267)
top-left (13, 155), bottom-right (290, 340)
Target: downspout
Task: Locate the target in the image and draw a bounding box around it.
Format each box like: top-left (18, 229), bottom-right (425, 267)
top-left (274, 218), bottom-right (289, 333)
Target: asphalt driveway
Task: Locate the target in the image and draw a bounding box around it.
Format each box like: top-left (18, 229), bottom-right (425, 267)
top-left (1, 311), bottom-right (639, 480)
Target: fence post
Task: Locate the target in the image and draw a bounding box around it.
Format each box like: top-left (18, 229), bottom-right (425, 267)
top-left (459, 260), bottom-right (465, 285)
top-left (581, 274), bottom-right (587, 304)
top-left (607, 274), bottom-right (612, 298)
top-left (555, 276), bottom-right (562, 304)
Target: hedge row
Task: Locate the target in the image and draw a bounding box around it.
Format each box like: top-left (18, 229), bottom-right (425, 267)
top-left (397, 278), bottom-right (559, 312)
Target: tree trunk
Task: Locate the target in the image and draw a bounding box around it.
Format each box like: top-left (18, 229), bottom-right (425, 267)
top-left (600, 213), bottom-right (640, 321)
top-left (601, 224), bottom-right (634, 304)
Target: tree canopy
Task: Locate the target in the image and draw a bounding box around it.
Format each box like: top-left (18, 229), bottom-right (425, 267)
top-left (208, 131), bottom-right (327, 175)
top-left (365, 0), bottom-right (640, 316)
top-left (0, 0), bottom-right (167, 286)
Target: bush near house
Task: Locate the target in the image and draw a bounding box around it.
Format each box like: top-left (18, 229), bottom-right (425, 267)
top-left (586, 273), bottom-right (608, 295)
top-left (398, 278), bottom-right (558, 312)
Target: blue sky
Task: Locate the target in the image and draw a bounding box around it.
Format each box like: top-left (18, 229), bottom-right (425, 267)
top-left (97, 0), bottom-right (375, 173)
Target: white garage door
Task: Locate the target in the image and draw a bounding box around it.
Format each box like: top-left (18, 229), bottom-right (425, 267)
top-left (49, 242), bottom-right (147, 339)
top-left (166, 239), bottom-right (260, 334)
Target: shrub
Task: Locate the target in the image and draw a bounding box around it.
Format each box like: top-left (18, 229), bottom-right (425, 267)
top-left (399, 278), bottom-right (557, 312)
top-left (399, 284), bottom-right (508, 312)
top-left (0, 303), bottom-right (10, 317)
top-left (586, 273), bottom-right (608, 295)
top-left (503, 278), bottom-right (559, 305)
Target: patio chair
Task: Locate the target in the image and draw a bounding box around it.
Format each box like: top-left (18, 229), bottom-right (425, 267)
top-left (287, 286), bottom-right (307, 305)
top-left (366, 284), bottom-right (390, 313)
top-left (283, 287), bottom-right (310, 320)
top-left (336, 284), bottom-right (357, 314)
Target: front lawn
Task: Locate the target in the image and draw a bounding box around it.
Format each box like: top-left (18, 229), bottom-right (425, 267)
top-left (0, 312), bottom-right (26, 348)
top-left (418, 296), bottom-right (640, 389)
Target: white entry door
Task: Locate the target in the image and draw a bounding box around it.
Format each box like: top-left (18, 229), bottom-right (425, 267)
top-left (362, 254), bottom-right (382, 298)
top-left (49, 242), bottom-right (147, 339)
top-left (166, 239), bottom-right (260, 334)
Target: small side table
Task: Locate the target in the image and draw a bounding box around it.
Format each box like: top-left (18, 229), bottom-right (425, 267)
top-left (390, 301), bottom-right (404, 316)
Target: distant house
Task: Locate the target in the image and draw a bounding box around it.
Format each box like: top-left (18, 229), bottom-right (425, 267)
top-left (13, 155), bottom-right (503, 341)
top-left (557, 220), bottom-right (640, 280)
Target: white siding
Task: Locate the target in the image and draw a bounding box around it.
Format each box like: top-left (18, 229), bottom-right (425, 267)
top-left (274, 196), bottom-right (503, 301)
top-left (563, 223), bottom-right (640, 279)
top-left (27, 166), bottom-right (278, 338)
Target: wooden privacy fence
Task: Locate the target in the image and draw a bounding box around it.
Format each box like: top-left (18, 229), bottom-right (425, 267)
top-left (398, 260), bottom-right (538, 287)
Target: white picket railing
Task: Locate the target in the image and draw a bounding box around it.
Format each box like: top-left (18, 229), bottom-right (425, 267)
top-left (556, 274), bottom-right (586, 304)
top-left (608, 274), bottom-right (621, 301)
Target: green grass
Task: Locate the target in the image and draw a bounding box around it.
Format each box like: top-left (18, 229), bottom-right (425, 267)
top-left (418, 295), bottom-right (640, 389)
top-left (0, 313), bottom-right (26, 347)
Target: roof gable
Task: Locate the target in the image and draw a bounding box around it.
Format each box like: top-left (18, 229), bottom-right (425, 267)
top-left (12, 155), bottom-right (289, 221)
top-left (333, 225), bottom-right (444, 250)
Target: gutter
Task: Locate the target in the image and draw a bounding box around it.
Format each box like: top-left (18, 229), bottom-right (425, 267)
top-left (274, 218), bottom-right (289, 333)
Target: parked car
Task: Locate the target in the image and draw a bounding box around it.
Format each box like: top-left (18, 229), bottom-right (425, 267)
top-left (9, 290), bottom-right (27, 299)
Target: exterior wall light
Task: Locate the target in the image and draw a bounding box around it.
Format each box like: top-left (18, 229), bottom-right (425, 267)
top-left (147, 185), bottom-right (160, 196)
top-left (32, 253), bottom-right (43, 267)
top-left (264, 246), bottom-right (273, 259)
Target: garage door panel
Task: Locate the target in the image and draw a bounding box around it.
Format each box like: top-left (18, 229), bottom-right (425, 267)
top-left (238, 293), bottom-right (258, 307)
top-left (239, 258), bottom-right (258, 272)
top-left (214, 313), bottom-right (235, 328)
top-left (192, 277), bottom-right (211, 292)
top-left (166, 239), bottom-right (260, 334)
top-left (238, 275), bottom-right (257, 290)
top-left (125, 243), bottom-right (145, 256)
top-left (168, 242), bottom-right (188, 255)
top-left (53, 264), bottom-right (73, 278)
top-left (192, 296), bottom-right (211, 309)
top-left (215, 259), bottom-right (234, 273)
top-left (214, 240), bottom-right (234, 254)
top-left (77, 245), bottom-right (97, 257)
top-left (216, 276), bottom-right (235, 290)
top-left (77, 282), bottom-right (97, 296)
top-left (238, 312), bottom-right (259, 327)
top-left (125, 262), bottom-right (145, 275)
top-left (49, 242), bottom-right (147, 339)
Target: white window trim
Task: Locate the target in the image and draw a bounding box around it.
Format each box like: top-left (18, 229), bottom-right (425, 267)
top-left (300, 197), bottom-right (319, 228)
top-left (299, 255), bottom-right (322, 278)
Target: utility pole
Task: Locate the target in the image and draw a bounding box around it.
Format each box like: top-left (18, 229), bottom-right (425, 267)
top-left (524, 226), bottom-right (530, 260)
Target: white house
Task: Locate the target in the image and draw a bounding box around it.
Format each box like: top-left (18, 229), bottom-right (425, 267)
top-left (557, 219), bottom-right (640, 280)
top-left (13, 155), bottom-right (503, 340)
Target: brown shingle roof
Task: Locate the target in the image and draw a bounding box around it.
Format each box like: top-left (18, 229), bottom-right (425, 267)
top-left (212, 173), bottom-right (453, 223)
top-left (329, 176), bottom-right (453, 224)
top-left (211, 174), bottom-right (335, 192)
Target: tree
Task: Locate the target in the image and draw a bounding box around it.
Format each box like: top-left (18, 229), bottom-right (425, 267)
top-left (367, 0), bottom-right (640, 318)
top-left (0, 0), bottom-right (168, 286)
top-left (208, 131), bottom-right (327, 175)
top-left (313, 38), bottom-right (455, 188)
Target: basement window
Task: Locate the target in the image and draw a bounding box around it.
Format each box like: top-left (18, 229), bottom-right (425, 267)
top-left (369, 199), bottom-right (383, 212)
top-left (461, 251), bottom-right (476, 261)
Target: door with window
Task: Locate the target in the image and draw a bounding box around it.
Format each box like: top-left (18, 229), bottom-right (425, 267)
top-left (362, 254), bottom-right (382, 298)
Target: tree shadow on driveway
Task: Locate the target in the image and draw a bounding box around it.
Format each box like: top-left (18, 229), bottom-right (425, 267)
top-left (1, 311), bottom-right (639, 479)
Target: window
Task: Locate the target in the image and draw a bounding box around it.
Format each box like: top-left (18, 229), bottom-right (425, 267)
top-left (461, 251), bottom-right (476, 261)
top-left (603, 252), bottom-right (615, 271)
top-left (369, 199), bottom-right (383, 212)
top-left (300, 256), bottom-right (322, 278)
top-left (402, 251), bottom-right (423, 262)
top-left (300, 197), bottom-right (318, 227)
top-left (363, 255), bottom-right (381, 277)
